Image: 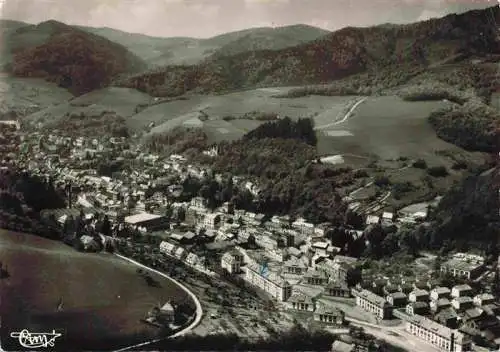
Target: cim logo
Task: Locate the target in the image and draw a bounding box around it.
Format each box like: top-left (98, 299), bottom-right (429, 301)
top-left (10, 329), bottom-right (62, 349)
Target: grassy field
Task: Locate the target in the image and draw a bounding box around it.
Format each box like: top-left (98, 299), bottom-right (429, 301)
top-left (317, 96), bottom-right (460, 160)
top-left (0, 75), bottom-right (72, 118)
top-left (0, 231), bottom-right (191, 351)
top-left (131, 87), bottom-right (355, 141)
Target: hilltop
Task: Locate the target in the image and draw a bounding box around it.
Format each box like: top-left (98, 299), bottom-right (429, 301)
top-left (116, 7), bottom-right (499, 97)
top-left (79, 24), bottom-right (330, 67)
top-left (2, 20), bottom-right (146, 95)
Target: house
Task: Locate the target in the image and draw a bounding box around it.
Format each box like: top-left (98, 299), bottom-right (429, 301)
top-left (474, 293), bottom-right (495, 307)
top-left (436, 308), bottom-right (459, 328)
top-left (311, 241), bottom-right (330, 256)
top-left (451, 284), bottom-right (473, 299)
top-left (430, 287), bottom-right (451, 301)
top-left (405, 314), bottom-right (471, 352)
top-left (174, 247), bottom-right (187, 261)
top-left (314, 304), bottom-right (345, 325)
top-left (331, 340), bottom-right (355, 352)
top-left (365, 215), bottom-right (380, 225)
top-left (303, 269), bottom-right (329, 286)
top-left (353, 289), bottom-right (393, 319)
top-left (221, 250), bottom-right (244, 274)
top-left (440, 258), bottom-right (485, 280)
top-left (124, 212), bottom-right (168, 231)
top-left (452, 296), bottom-right (474, 312)
top-left (324, 281), bottom-right (351, 298)
top-left (159, 302), bottom-right (175, 323)
top-left (203, 213), bottom-right (221, 230)
top-left (430, 298), bottom-right (451, 313)
top-left (283, 257), bottom-right (308, 275)
top-left (386, 292), bottom-right (407, 308)
top-left (409, 289), bottom-right (429, 303)
top-left (185, 252), bottom-right (200, 267)
top-left (406, 302), bottom-right (429, 316)
top-left (285, 292), bottom-right (315, 312)
top-left (381, 212), bottom-right (395, 225)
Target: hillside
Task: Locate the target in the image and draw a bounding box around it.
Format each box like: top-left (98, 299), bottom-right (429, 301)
top-left (3, 20), bottom-right (146, 95)
top-left (116, 7), bottom-right (499, 97)
top-left (80, 24), bottom-right (330, 67)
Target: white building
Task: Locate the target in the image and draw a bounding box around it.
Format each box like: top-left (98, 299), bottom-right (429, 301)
top-left (159, 241), bottom-right (176, 255)
top-left (353, 289), bottom-right (392, 319)
top-left (221, 250), bottom-right (244, 274)
top-left (405, 314), bottom-right (471, 352)
top-left (244, 262), bottom-right (292, 302)
top-left (285, 292), bottom-right (315, 312)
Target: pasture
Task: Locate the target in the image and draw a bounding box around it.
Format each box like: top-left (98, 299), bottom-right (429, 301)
top-left (316, 95), bottom-right (484, 163)
top-left (133, 87), bottom-right (355, 141)
top-left (0, 231), bottom-right (191, 351)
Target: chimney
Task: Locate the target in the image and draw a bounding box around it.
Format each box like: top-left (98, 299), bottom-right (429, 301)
top-left (450, 332), bottom-right (454, 352)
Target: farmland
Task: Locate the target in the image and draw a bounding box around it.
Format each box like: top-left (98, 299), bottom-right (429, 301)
top-left (0, 231), bottom-right (192, 351)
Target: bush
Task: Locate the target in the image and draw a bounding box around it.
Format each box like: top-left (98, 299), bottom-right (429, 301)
top-left (412, 159), bottom-right (427, 169)
top-left (374, 175), bottom-right (391, 187)
top-left (451, 160), bottom-right (468, 170)
top-left (427, 166), bottom-right (448, 177)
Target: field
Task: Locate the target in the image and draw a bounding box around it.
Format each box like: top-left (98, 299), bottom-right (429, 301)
top-left (0, 75), bottom-right (72, 118)
top-left (316, 96), bottom-right (463, 160)
top-left (130, 87), bottom-right (355, 142)
top-left (0, 231), bottom-right (191, 351)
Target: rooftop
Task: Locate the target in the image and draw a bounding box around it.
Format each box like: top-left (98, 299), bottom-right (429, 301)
top-left (125, 212), bottom-right (162, 224)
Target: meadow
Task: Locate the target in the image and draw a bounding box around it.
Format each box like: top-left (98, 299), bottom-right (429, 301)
top-left (0, 231), bottom-right (191, 351)
top-left (316, 96), bottom-right (481, 162)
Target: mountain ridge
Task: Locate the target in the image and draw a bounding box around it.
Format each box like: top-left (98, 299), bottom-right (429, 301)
top-left (2, 19), bottom-right (146, 96)
top-left (115, 6), bottom-right (499, 97)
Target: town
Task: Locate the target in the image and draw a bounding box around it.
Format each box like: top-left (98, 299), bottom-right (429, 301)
top-left (1, 119), bottom-right (499, 352)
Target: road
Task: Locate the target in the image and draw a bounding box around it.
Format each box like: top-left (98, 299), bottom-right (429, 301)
top-left (346, 317), bottom-right (440, 352)
top-left (348, 164), bottom-right (412, 214)
top-left (314, 97), bottom-right (368, 130)
top-left (113, 254), bottom-right (203, 352)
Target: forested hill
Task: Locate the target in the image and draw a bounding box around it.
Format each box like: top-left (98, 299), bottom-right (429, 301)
top-left (115, 6), bottom-right (499, 97)
top-left (2, 20), bottom-right (146, 95)
top-left (423, 164), bottom-right (500, 252)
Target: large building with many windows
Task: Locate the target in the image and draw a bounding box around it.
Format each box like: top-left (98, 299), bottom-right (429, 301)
top-left (353, 289), bottom-right (393, 319)
top-left (244, 262), bottom-right (292, 302)
top-left (405, 314), bottom-right (471, 352)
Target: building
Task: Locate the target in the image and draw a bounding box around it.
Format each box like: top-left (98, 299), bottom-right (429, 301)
top-left (324, 281), bottom-right (351, 298)
top-left (125, 212), bottom-right (168, 231)
top-left (244, 262), bottom-right (292, 302)
top-left (431, 298), bottom-right (452, 313)
top-left (405, 314), bottom-right (471, 352)
top-left (221, 250), bottom-right (244, 274)
top-left (314, 304), bottom-right (345, 325)
top-left (203, 213), bottom-right (221, 229)
top-left (286, 292), bottom-right (315, 312)
top-left (159, 302), bottom-right (175, 323)
top-left (353, 289), bottom-right (393, 319)
top-left (406, 302), bottom-right (429, 316)
top-left (473, 293), bottom-right (495, 307)
top-left (409, 289), bottom-right (429, 303)
top-left (430, 287), bottom-right (451, 301)
top-left (451, 297), bottom-right (474, 312)
top-left (283, 257), bottom-right (308, 275)
top-left (451, 284), bottom-right (473, 299)
top-left (331, 340), bottom-right (355, 352)
top-left (303, 269), bottom-right (329, 286)
top-left (387, 292), bottom-right (407, 308)
top-left (440, 258), bottom-right (485, 280)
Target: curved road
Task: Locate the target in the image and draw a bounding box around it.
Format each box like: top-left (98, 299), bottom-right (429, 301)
top-left (315, 97), bottom-right (368, 130)
top-left (113, 254), bottom-right (203, 352)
